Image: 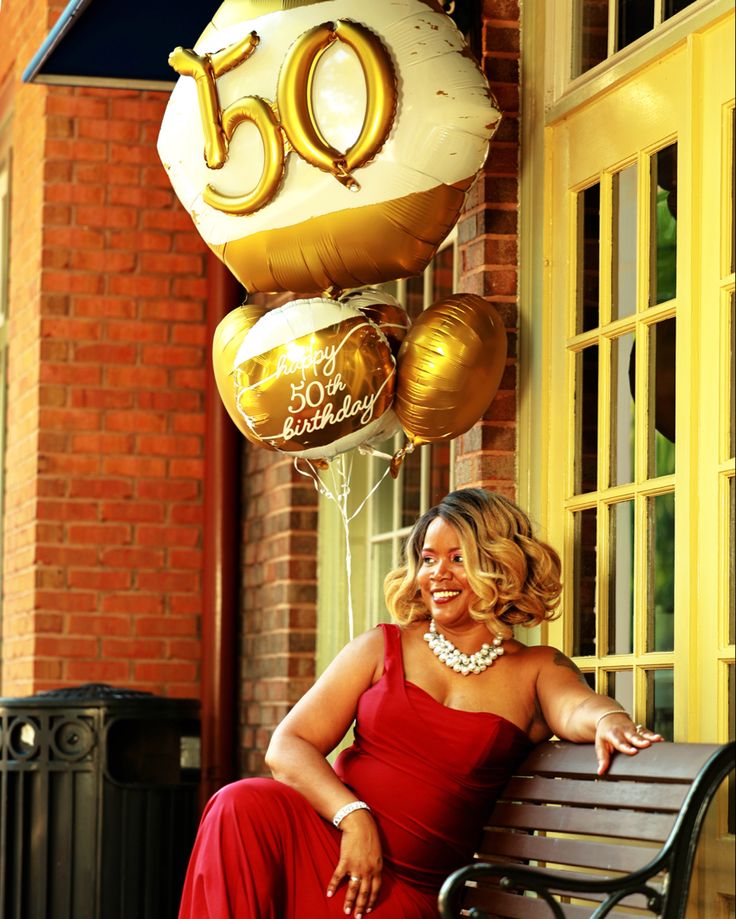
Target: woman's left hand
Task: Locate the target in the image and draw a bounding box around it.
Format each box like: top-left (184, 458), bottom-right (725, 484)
top-left (595, 713), bottom-right (663, 775)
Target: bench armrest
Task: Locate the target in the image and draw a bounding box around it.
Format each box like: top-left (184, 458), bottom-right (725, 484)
top-left (438, 860), bottom-right (665, 919)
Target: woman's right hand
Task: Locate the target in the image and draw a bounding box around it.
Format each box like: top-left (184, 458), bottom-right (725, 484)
top-left (326, 810), bottom-right (383, 917)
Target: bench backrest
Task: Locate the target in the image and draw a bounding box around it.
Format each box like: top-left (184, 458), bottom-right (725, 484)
top-left (455, 741), bottom-right (734, 919)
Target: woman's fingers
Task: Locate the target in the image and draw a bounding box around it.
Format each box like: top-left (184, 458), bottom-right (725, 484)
top-left (367, 873), bottom-right (382, 913)
top-left (597, 723), bottom-right (664, 773)
top-left (326, 862), bottom-right (346, 899)
top-left (326, 867), bottom-right (381, 916)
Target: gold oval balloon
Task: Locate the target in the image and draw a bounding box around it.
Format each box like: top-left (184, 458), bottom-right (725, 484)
top-left (233, 301), bottom-right (396, 457)
top-left (394, 294), bottom-right (507, 445)
top-left (212, 304), bottom-right (274, 447)
top-left (276, 19), bottom-right (397, 190)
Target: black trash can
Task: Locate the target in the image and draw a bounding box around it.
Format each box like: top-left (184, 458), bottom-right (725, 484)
top-left (0, 683), bottom-right (201, 919)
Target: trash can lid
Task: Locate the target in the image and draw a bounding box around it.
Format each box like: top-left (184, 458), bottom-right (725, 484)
top-left (0, 683), bottom-right (200, 714)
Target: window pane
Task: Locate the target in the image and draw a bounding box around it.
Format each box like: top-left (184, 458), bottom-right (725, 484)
top-left (648, 492), bottom-right (675, 653)
top-left (651, 319), bottom-right (676, 476)
top-left (573, 507), bottom-right (598, 657)
top-left (370, 539), bottom-right (395, 624)
top-left (608, 500), bottom-right (634, 654)
top-left (401, 447), bottom-right (422, 529)
top-left (646, 668), bottom-right (674, 740)
top-left (576, 345), bottom-right (599, 494)
top-left (405, 274), bottom-right (424, 322)
top-left (617, 0), bottom-right (654, 51)
top-left (575, 0), bottom-right (609, 77)
top-left (611, 332), bottom-right (636, 486)
top-left (650, 144), bottom-right (678, 306)
top-left (582, 671), bottom-right (596, 690)
top-left (607, 669), bottom-right (633, 715)
top-left (663, 0), bottom-right (698, 20)
top-left (577, 183), bottom-right (601, 333)
top-left (372, 458), bottom-right (395, 535)
top-left (428, 442), bottom-right (452, 508)
top-left (612, 163), bottom-right (638, 320)
top-left (432, 245), bottom-right (454, 301)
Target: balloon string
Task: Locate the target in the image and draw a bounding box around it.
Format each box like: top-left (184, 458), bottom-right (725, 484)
top-left (329, 455), bottom-right (355, 642)
top-left (294, 451), bottom-right (394, 642)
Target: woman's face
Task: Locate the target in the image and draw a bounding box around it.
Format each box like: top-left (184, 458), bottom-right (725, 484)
top-left (417, 517), bottom-right (480, 628)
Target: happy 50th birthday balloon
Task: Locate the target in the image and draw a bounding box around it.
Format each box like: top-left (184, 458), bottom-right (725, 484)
top-left (212, 303), bottom-right (275, 447)
top-left (158, 0), bottom-right (501, 294)
top-left (233, 298), bottom-right (396, 458)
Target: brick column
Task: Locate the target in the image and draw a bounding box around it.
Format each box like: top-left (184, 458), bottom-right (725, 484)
top-left (240, 447), bottom-right (319, 776)
top-left (454, 0), bottom-right (520, 500)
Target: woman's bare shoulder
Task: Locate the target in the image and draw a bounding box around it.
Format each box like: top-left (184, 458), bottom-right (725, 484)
top-left (502, 641), bottom-right (565, 666)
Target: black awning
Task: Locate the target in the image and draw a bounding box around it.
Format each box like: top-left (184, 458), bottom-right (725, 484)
top-left (23, 0), bottom-right (479, 91)
top-left (22, 0), bottom-right (221, 90)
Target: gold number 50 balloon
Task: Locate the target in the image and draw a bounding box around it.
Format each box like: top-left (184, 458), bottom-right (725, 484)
top-left (169, 19), bottom-right (396, 214)
top-left (159, 0), bottom-right (501, 294)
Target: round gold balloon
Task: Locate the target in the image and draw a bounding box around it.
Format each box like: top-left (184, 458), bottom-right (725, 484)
top-left (212, 303), bottom-right (274, 448)
top-left (340, 289), bottom-right (410, 359)
top-left (394, 294), bottom-right (507, 445)
top-left (233, 299), bottom-right (396, 458)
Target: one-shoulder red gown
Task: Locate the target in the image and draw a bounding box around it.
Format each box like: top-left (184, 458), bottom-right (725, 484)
top-left (178, 623), bottom-right (531, 918)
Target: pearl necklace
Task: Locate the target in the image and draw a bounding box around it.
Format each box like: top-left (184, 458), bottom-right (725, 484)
top-left (423, 618), bottom-right (504, 676)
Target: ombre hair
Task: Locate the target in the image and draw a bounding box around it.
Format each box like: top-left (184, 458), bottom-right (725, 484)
top-left (384, 488), bottom-right (562, 637)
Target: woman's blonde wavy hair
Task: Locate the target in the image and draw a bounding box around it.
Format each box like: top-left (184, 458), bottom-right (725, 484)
top-left (384, 488), bottom-right (562, 637)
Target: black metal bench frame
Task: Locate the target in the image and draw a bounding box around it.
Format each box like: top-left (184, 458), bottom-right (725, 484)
top-left (438, 740), bottom-right (735, 919)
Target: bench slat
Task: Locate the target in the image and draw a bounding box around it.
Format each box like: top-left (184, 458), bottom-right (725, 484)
top-left (479, 831), bottom-right (659, 873)
top-left (485, 802), bottom-right (675, 842)
top-left (500, 776), bottom-right (688, 811)
top-left (515, 741), bottom-right (722, 783)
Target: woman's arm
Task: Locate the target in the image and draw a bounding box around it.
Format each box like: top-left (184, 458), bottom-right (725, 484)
top-left (265, 627), bottom-right (384, 917)
top-left (533, 647), bottom-right (662, 775)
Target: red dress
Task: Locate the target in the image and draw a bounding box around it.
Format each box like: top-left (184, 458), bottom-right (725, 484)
top-left (178, 624), bottom-right (531, 918)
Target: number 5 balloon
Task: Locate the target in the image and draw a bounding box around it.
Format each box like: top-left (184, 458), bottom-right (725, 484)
top-left (158, 0), bottom-right (501, 294)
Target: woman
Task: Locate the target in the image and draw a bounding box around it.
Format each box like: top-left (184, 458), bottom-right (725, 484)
top-left (179, 489), bottom-right (661, 919)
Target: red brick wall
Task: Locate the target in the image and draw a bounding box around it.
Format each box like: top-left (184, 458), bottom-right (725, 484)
top-left (1, 0), bottom-right (209, 697)
top-left (239, 446), bottom-right (319, 776)
top-left (454, 0), bottom-right (520, 501)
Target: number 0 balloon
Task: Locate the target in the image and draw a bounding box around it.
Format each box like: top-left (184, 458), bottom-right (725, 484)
top-left (158, 0), bottom-right (501, 294)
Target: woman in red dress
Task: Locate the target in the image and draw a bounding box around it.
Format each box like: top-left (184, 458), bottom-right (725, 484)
top-left (179, 489), bottom-right (661, 919)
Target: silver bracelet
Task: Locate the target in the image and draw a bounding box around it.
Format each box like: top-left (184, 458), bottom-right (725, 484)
top-left (332, 801), bottom-right (371, 828)
top-left (596, 709), bottom-right (629, 729)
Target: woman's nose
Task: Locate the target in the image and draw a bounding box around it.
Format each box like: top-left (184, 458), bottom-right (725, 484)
top-left (431, 558), bottom-right (450, 578)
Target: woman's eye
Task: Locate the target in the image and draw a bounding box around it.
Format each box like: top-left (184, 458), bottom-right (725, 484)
top-left (452, 554), bottom-right (464, 563)
top-left (421, 556), bottom-right (434, 566)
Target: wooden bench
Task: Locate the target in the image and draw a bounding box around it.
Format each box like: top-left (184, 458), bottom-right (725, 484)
top-left (438, 740), bottom-right (735, 918)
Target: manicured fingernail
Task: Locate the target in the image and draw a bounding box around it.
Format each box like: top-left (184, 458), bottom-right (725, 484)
top-left (326, 891), bottom-right (333, 898)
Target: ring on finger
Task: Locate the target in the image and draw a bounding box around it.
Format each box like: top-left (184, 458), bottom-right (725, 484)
top-left (349, 875), bottom-right (361, 883)
top-left (635, 724), bottom-right (644, 733)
